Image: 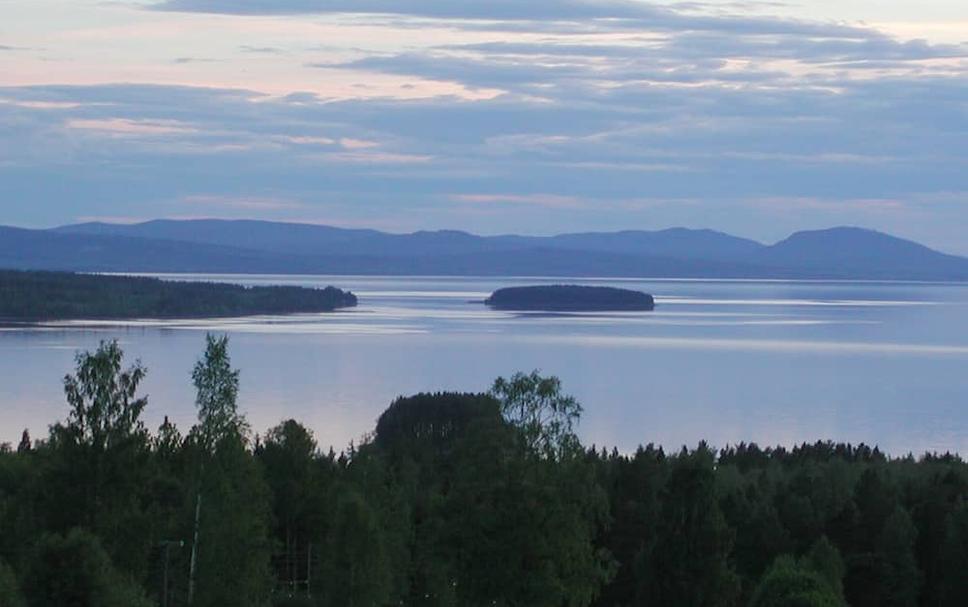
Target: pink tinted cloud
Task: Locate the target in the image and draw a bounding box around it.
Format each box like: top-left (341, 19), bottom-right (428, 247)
top-left (283, 135), bottom-right (337, 145)
top-left (339, 138), bottom-right (380, 149)
top-left (66, 118), bottom-right (198, 136)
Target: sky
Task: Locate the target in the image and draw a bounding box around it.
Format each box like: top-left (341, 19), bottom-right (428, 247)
top-left (1, 0), bottom-right (966, 252)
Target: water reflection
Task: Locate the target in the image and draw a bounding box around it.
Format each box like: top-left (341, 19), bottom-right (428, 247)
top-left (1, 276), bottom-right (966, 455)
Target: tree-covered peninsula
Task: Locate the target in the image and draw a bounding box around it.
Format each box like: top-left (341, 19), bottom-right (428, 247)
top-left (486, 284), bottom-right (655, 311)
top-left (0, 270), bottom-right (357, 321)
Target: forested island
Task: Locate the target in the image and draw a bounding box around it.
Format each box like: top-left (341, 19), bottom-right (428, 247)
top-left (1, 338), bottom-right (966, 607)
top-left (485, 285), bottom-right (655, 311)
top-left (0, 270), bottom-right (357, 321)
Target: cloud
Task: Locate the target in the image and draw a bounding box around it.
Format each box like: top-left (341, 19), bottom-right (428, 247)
top-left (65, 118), bottom-right (199, 136)
top-left (172, 56), bottom-right (221, 64)
top-left (152, 0), bottom-right (877, 38)
top-left (3, 0), bottom-right (968, 252)
top-left (239, 45), bottom-right (285, 54)
top-left (154, 0), bottom-right (681, 20)
top-left (339, 138), bottom-right (380, 150)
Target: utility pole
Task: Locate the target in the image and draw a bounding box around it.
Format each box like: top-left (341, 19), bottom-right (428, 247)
top-left (160, 540), bottom-right (185, 607)
top-left (306, 542), bottom-right (312, 598)
top-left (188, 491), bottom-right (202, 605)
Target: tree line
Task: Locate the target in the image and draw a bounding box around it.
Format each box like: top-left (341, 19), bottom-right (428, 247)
top-left (0, 271), bottom-right (357, 321)
top-left (0, 337), bottom-right (966, 606)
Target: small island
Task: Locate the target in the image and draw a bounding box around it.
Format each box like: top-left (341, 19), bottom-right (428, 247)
top-left (485, 285), bottom-right (655, 312)
top-left (0, 270), bottom-right (357, 321)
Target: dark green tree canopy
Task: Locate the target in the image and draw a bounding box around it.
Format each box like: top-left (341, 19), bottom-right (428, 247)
top-left (0, 340), bottom-right (966, 607)
top-left (58, 339), bottom-right (148, 451)
top-left (750, 556), bottom-right (843, 607)
top-left (23, 528), bottom-right (153, 607)
top-left (374, 391), bottom-right (503, 453)
top-left (491, 370), bottom-right (583, 459)
top-left (193, 333), bottom-right (248, 451)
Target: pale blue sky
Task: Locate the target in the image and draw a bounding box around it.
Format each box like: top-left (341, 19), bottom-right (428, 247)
top-left (1, 0), bottom-right (965, 252)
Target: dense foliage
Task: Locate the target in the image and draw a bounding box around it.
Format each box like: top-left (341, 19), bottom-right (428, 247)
top-left (0, 270), bottom-right (357, 321)
top-left (0, 338), bottom-right (966, 606)
top-left (485, 285), bottom-right (655, 311)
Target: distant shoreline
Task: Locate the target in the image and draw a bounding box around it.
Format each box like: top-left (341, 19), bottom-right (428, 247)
top-left (0, 270), bottom-right (358, 322)
top-left (111, 272), bottom-right (968, 287)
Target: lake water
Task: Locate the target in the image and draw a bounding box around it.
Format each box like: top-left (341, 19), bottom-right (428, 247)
top-left (2, 275), bottom-right (967, 455)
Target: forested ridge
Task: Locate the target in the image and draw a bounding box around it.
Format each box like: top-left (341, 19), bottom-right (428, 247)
top-left (0, 270), bottom-right (357, 321)
top-left (1, 339), bottom-right (966, 606)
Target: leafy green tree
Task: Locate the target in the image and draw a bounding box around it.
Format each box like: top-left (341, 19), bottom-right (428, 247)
top-left (319, 489), bottom-right (392, 607)
top-left (717, 465), bottom-right (792, 596)
top-left (910, 466), bottom-right (968, 606)
top-left (802, 536), bottom-right (846, 601)
top-left (367, 390), bottom-right (613, 607)
top-left (189, 434), bottom-right (274, 607)
top-left (636, 445), bottom-right (739, 607)
top-left (749, 556), bottom-right (842, 607)
top-left (371, 392), bottom-right (506, 605)
top-left (45, 340), bottom-right (154, 579)
top-left (592, 444), bottom-right (668, 607)
top-left (54, 340), bottom-right (150, 521)
top-left (939, 502), bottom-right (968, 605)
top-left (193, 334), bottom-right (247, 452)
top-left (491, 371), bottom-right (582, 459)
top-left (60, 340), bottom-right (148, 452)
top-left (0, 558), bottom-right (25, 607)
top-left (143, 416), bottom-right (192, 607)
top-left (187, 334), bottom-right (273, 607)
top-left (846, 469), bottom-right (920, 607)
top-left (23, 528), bottom-right (152, 607)
top-left (874, 508), bottom-right (921, 606)
top-left (258, 419), bottom-right (326, 594)
top-left (441, 422), bottom-right (612, 607)
top-left (341, 447), bottom-right (415, 605)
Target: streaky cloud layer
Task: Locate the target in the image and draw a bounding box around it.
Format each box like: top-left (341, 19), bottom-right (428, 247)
top-left (0, 0), bottom-right (965, 252)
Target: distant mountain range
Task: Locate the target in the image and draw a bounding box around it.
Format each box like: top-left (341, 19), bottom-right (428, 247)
top-left (0, 220), bottom-right (966, 280)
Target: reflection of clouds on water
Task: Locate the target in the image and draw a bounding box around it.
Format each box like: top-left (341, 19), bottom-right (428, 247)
top-left (24, 310), bottom-right (881, 335)
top-left (657, 297), bottom-right (938, 307)
top-left (41, 318), bottom-right (425, 336)
top-left (514, 335), bottom-right (968, 356)
top-left (180, 323), bottom-right (426, 336)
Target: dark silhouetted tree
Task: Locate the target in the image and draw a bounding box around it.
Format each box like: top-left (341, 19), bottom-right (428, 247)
top-left (0, 558), bottom-right (25, 607)
top-left (319, 489), bottom-right (392, 607)
top-left (23, 528), bottom-right (152, 607)
top-left (749, 555), bottom-right (842, 607)
top-left (45, 340), bottom-right (154, 579)
top-left (636, 445), bottom-right (739, 607)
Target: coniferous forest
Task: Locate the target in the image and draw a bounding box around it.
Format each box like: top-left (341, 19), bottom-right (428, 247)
top-left (0, 271), bottom-right (357, 321)
top-left (1, 337), bottom-right (966, 607)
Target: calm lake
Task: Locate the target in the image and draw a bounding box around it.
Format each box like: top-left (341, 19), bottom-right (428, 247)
top-left (2, 275), bottom-right (967, 455)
